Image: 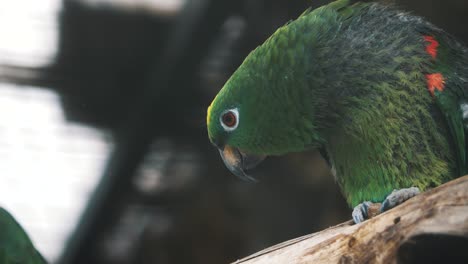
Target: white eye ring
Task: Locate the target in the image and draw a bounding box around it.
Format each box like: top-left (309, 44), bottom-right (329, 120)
top-left (220, 108), bottom-right (239, 132)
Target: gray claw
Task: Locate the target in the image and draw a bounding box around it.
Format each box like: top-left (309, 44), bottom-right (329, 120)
top-left (381, 187), bottom-right (420, 212)
top-left (352, 201), bottom-right (372, 224)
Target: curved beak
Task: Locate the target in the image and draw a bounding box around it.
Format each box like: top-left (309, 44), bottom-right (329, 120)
top-left (218, 145), bottom-right (266, 182)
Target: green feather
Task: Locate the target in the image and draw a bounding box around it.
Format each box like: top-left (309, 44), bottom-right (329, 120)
top-left (0, 208), bottom-right (46, 264)
top-left (207, 0), bottom-right (467, 207)
top-left (429, 31), bottom-right (468, 176)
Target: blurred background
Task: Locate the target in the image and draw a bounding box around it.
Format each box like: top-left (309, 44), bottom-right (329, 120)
top-left (0, 0), bottom-right (466, 263)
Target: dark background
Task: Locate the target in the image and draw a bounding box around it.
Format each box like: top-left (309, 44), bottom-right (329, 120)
top-left (1, 0), bottom-right (467, 263)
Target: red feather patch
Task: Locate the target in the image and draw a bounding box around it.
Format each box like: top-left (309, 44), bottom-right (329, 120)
top-left (426, 73), bottom-right (445, 97)
top-left (423, 35), bottom-right (439, 59)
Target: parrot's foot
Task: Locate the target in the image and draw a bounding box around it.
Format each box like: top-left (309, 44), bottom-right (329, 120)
top-left (380, 187), bottom-right (420, 212)
top-left (352, 201), bottom-right (372, 224)
top-left (352, 187), bottom-right (420, 224)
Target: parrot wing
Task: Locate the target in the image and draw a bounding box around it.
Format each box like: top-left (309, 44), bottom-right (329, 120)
top-left (423, 28), bottom-right (468, 175)
top-left (434, 91), bottom-right (467, 175)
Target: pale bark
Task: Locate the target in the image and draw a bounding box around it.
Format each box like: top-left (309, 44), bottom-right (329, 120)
top-left (233, 176), bottom-right (468, 264)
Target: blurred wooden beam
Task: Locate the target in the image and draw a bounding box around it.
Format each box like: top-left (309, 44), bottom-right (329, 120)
top-left (0, 65), bottom-right (54, 87)
top-left (58, 0), bottom-right (235, 263)
top-left (233, 175), bottom-right (468, 264)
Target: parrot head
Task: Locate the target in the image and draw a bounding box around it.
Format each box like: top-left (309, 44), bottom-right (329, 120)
top-left (206, 35), bottom-right (325, 181)
top-left (206, 63), bottom-right (267, 182)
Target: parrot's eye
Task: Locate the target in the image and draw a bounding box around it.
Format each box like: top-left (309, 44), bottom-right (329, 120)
top-left (220, 108), bottom-right (239, 131)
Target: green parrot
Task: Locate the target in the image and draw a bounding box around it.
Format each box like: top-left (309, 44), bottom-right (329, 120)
top-left (206, 0), bottom-right (468, 223)
top-left (0, 208), bottom-right (47, 264)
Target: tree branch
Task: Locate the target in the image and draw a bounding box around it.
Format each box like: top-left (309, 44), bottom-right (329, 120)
top-left (233, 176), bottom-right (468, 264)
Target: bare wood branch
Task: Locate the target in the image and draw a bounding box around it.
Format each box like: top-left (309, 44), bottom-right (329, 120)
top-left (233, 176), bottom-right (468, 264)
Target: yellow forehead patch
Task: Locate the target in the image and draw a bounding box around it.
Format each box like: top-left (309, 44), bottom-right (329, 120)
top-left (207, 102), bottom-right (213, 126)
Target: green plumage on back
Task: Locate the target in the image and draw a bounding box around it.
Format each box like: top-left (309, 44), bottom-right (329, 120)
top-left (207, 0), bottom-right (467, 212)
top-left (0, 208), bottom-right (46, 264)
top-left (429, 32), bottom-right (468, 176)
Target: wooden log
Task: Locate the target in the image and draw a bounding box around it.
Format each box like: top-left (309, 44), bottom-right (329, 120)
top-left (233, 176), bottom-right (468, 264)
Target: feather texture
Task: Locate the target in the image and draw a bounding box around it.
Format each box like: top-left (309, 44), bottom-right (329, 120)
top-left (207, 0), bottom-right (467, 207)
